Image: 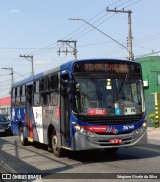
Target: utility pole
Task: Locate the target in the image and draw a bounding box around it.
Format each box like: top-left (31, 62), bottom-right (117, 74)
top-left (2, 67), bottom-right (14, 84)
top-left (57, 40), bottom-right (78, 60)
top-left (19, 55), bottom-right (34, 76)
top-left (69, 18), bottom-right (129, 56)
top-left (106, 8), bottom-right (133, 60)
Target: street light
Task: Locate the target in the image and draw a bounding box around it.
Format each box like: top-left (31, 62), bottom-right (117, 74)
top-left (2, 67), bottom-right (14, 84)
top-left (69, 18), bottom-right (130, 59)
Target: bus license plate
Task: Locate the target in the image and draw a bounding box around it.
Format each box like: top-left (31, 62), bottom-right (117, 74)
top-left (110, 138), bottom-right (122, 144)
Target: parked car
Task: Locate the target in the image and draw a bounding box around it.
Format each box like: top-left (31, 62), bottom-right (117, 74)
top-left (0, 114), bottom-right (12, 136)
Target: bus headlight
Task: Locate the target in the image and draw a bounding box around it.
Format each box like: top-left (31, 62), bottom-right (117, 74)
top-left (73, 123), bottom-right (81, 131)
top-left (135, 120), bottom-right (147, 135)
top-left (73, 122), bottom-right (82, 132)
top-left (143, 119), bottom-right (147, 128)
top-left (143, 122), bottom-right (147, 128)
top-left (72, 122), bottom-right (95, 137)
top-left (75, 125), bottom-right (81, 131)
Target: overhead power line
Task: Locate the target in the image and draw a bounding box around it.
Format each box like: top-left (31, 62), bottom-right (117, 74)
top-left (1, 68), bottom-right (14, 84)
top-left (0, 0), bottom-right (145, 74)
top-left (19, 55), bottom-right (34, 76)
top-left (57, 40), bottom-right (78, 60)
top-left (20, 0), bottom-right (134, 57)
top-left (69, 18), bottom-right (129, 55)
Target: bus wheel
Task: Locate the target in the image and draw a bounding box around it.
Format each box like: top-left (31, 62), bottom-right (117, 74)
top-left (104, 147), bottom-right (119, 155)
top-left (51, 132), bottom-right (63, 157)
top-left (20, 127), bottom-right (28, 146)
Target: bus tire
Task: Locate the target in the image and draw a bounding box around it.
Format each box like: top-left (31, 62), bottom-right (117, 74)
top-left (51, 131), bottom-right (63, 157)
top-left (20, 127), bottom-right (28, 146)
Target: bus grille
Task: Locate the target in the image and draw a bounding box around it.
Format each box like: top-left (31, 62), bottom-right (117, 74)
top-left (95, 130), bottom-right (133, 135)
top-left (88, 119), bottom-right (138, 125)
top-left (75, 113), bottom-right (145, 125)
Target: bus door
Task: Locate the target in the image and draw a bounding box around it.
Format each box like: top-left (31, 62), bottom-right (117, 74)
top-left (26, 82), bottom-right (34, 138)
top-left (60, 74), bottom-right (71, 147)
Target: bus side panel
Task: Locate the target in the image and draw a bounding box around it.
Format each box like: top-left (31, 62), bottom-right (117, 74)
top-left (11, 107), bottom-right (25, 136)
top-left (41, 105), bottom-right (61, 145)
top-left (31, 107), bottom-right (42, 142)
top-left (31, 105), bottom-right (61, 145)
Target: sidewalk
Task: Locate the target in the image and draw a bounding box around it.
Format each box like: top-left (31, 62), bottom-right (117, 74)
top-left (147, 127), bottom-right (160, 140)
top-left (147, 126), bottom-right (160, 131)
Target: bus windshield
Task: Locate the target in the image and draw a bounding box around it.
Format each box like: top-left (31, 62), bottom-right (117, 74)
top-left (72, 77), bottom-right (145, 116)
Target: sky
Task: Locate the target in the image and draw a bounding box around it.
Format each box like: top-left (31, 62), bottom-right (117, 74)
top-left (0, 0), bottom-right (160, 98)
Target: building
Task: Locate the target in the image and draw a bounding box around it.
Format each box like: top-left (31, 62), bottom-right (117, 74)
top-left (0, 96), bottom-right (11, 117)
top-left (136, 56), bottom-right (160, 127)
top-left (136, 56), bottom-right (160, 94)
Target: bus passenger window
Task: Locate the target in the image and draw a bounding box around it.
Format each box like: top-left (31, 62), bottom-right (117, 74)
top-left (34, 93), bottom-right (40, 106)
top-left (34, 80), bottom-right (40, 93)
top-left (20, 96), bottom-right (26, 107)
top-left (40, 93), bottom-right (49, 106)
top-left (22, 85), bottom-right (26, 96)
top-left (16, 97), bottom-right (20, 108)
top-left (20, 85), bottom-right (26, 107)
top-left (50, 92), bottom-right (58, 106)
top-left (11, 88), bottom-right (16, 107)
top-left (44, 77), bottom-right (49, 90)
top-left (40, 79), bottom-right (44, 91)
top-left (49, 74), bottom-right (58, 90)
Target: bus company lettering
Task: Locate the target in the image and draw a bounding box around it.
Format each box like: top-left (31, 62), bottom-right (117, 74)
top-left (106, 126), bottom-right (118, 134)
top-left (82, 126), bottom-right (119, 134)
top-left (84, 63), bottom-right (128, 72)
top-left (123, 124), bottom-right (134, 130)
top-left (83, 126), bottom-right (109, 133)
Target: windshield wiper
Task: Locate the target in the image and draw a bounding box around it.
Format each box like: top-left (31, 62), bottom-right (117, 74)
top-left (116, 75), bottom-right (129, 102)
top-left (91, 78), bottom-right (103, 107)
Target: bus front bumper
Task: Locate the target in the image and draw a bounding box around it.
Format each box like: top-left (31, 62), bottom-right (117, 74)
top-left (71, 127), bottom-right (147, 151)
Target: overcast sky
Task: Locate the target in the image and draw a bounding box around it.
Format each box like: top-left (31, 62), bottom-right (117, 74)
top-left (0, 0), bottom-right (160, 98)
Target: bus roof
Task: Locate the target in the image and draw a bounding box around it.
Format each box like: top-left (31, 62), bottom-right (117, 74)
top-left (12, 58), bottom-right (135, 88)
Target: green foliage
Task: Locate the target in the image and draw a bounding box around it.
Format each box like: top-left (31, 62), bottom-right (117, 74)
top-left (148, 113), bottom-right (159, 128)
top-left (148, 113), bottom-right (155, 119)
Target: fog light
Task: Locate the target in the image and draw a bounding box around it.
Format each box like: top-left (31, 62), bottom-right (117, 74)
top-left (139, 128), bottom-right (143, 133)
top-left (80, 128), bottom-right (87, 134)
top-left (87, 131), bottom-right (95, 137)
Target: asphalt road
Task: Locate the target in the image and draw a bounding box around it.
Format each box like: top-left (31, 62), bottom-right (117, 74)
top-left (0, 127), bottom-right (160, 182)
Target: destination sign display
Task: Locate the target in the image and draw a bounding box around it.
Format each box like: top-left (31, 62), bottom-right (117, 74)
top-left (73, 61), bottom-right (141, 74)
top-left (84, 63), bottom-right (129, 72)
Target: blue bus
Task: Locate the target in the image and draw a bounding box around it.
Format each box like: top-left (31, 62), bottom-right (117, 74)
top-left (11, 59), bottom-right (147, 157)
